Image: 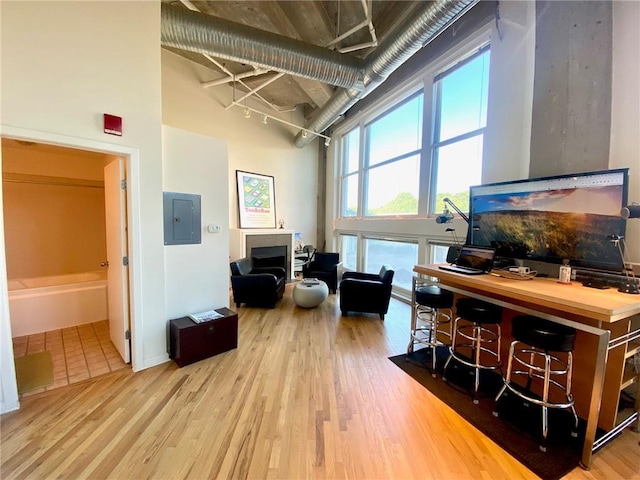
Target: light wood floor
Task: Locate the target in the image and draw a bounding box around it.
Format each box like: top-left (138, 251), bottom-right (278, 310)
top-left (1, 285), bottom-right (638, 479)
top-left (11, 320), bottom-right (129, 396)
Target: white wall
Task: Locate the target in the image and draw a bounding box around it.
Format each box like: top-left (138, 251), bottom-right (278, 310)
top-left (161, 50), bottom-right (318, 246)
top-left (162, 126), bottom-right (230, 319)
top-left (0, 1), bottom-right (165, 413)
top-left (483, 0), bottom-right (535, 184)
top-left (610, 1), bottom-right (640, 262)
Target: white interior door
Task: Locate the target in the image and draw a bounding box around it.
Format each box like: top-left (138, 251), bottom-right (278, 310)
top-left (104, 157), bottom-right (130, 363)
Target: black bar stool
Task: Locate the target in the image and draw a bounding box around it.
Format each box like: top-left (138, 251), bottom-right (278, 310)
top-left (407, 279), bottom-right (454, 377)
top-left (443, 297), bottom-right (503, 403)
top-left (493, 315), bottom-right (579, 452)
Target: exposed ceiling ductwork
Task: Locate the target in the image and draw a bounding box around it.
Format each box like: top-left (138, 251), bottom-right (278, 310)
top-left (161, 0), bottom-right (478, 148)
top-left (161, 3), bottom-right (365, 91)
top-left (295, 0), bottom-right (478, 147)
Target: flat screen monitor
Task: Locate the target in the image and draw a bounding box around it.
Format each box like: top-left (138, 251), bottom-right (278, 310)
top-left (467, 168), bottom-right (629, 272)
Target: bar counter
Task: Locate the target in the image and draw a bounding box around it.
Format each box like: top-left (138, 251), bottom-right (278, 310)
top-left (413, 264), bottom-right (640, 468)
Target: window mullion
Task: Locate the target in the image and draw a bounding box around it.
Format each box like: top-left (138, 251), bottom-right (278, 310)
top-left (420, 76), bottom-right (434, 216)
top-left (430, 78), bottom-right (444, 213)
top-left (359, 120), bottom-right (367, 217)
top-left (433, 127), bottom-right (485, 150)
top-left (336, 35), bottom-right (490, 222)
top-left (363, 148), bottom-right (421, 172)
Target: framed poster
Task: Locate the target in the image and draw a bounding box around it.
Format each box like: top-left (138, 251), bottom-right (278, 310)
top-left (236, 170), bottom-right (277, 228)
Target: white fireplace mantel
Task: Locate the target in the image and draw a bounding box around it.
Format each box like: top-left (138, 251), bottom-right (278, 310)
top-left (229, 229), bottom-right (295, 279)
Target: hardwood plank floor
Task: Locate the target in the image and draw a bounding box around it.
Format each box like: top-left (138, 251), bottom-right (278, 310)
top-left (2, 284), bottom-right (638, 479)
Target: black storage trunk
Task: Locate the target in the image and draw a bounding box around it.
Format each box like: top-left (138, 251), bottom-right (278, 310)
top-left (169, 308), bottom-right (238, 367)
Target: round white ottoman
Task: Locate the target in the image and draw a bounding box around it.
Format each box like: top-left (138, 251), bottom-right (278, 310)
top-left (293, 281), bottom-right (329, 308)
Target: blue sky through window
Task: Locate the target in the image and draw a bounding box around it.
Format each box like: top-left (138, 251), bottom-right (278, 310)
top-left (434, 49), bottom-right (490, 198)
top-left (340, 47), bottom-right (490, 217)
top-left (367, 93), bottom-right (423, 166)
top-left (438, 51), bottom-right (490, 143)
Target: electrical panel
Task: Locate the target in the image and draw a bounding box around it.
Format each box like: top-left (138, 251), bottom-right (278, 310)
top-left (163, 192), bottom-right (201, 245)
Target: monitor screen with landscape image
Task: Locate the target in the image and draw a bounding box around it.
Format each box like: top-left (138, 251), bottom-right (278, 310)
top-left (467, 168), bottom-right (629, 272)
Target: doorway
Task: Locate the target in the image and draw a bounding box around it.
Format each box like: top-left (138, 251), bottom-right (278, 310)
top-left (12, 320), bottom-right (129, 396)
top-left (1, 137), bottom-right (133, 395)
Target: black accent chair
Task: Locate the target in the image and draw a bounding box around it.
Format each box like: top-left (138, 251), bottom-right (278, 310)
top-left (339, 265), bottom-right (394, 320)
top-left (302, 252), bottom-right (340, 293)
top-left (230, 257), bottom-right (285, 308)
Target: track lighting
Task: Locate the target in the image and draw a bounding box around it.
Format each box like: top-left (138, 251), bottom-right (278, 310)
top-left (230, 102), bottom-right (331, 143)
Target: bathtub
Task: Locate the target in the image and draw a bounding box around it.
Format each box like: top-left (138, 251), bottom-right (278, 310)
top-left (8, 271), bottom-right (108, 337)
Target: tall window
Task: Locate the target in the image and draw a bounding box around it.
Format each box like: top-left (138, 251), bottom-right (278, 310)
top-left (335, 39), bottom-right (491, 294)
top-left (341, 128), bottom-right (360, 217)
top-left (338, 44), bottom-right (490, 220)
top-left (340, 234), bottom-right (357, 271)
top-left (363, 238), bottom-right (418, 291)
top-left (432, 46), bottom-right (490, 214)
top-left (364, 93), bottom-right (423, 216)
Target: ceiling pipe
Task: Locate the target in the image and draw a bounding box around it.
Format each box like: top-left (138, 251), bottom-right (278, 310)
top-left (161, 3), bottom-right (365, 91)
top-left (161, 0), bottom-right (477, 148)
top-left (294, 0), bottom-right (479, 147)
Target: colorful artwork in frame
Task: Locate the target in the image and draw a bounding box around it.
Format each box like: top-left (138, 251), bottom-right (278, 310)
top-left (236, 170), bottom-right (276, 228)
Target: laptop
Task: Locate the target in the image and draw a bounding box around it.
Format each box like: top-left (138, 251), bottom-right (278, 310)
top-left (439, 245), bottom-right (496, 275)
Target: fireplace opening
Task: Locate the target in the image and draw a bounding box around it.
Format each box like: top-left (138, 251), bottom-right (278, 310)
top-left (251, 246), bottom-right (288, 278)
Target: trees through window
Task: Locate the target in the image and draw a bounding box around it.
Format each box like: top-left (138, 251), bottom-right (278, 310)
top-left (338, 45), bottom-right (490, 219)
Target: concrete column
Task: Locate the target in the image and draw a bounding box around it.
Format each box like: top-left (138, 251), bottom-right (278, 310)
top-left (530, 1), bottom-right (612, 177)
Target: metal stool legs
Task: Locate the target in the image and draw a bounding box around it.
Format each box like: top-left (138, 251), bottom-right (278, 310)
top-left (407, 278), bottom-right (453, 377)
top-left (494, 338), bottom-right (579, 452)
top-left (443, 315), bottom-right (502, 403)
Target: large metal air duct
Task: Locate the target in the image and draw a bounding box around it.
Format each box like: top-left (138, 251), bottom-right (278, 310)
top-left (161, 1), bottom-right (477, 148)
top-left (161, 3), bottom-right (365, 90)
top-left (294, 0), bottom-right (478, 147)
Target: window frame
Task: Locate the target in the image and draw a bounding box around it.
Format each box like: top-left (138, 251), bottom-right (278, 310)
top-left (363, 90), bottom-right (424, 217)
top-left (339, 126), bottom-right (363, 217)
top-left (429, 44), bottom-right (491, 215)
top-left (361, 234), bottom-right (420, 295)
top-left (336, 41), bottom-right (490, 221)
top-left (332, 27), bottom-right (493, 301)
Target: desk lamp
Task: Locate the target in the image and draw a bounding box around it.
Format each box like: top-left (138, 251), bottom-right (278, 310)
top-left (436, 197), bottom-right (469, 224)
top-left (609, 203), bottom-right (640, 295)
top-left (445, 227), bottom-right (462, 263)
top-left (436, 198), bottom-right (469, 263)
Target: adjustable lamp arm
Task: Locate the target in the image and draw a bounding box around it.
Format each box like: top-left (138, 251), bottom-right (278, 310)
top-left (608, 234), bottom-right (639, 295)
top-left (443, 197), bottom-right (470, 224)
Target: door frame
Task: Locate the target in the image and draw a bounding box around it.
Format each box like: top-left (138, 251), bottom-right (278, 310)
top-left (0, 126), bottom-right (143, 412)
top-left (104, 156), bottom-right (131, 364)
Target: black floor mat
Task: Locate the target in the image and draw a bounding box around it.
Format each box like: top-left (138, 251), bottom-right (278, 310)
top-left (389, 347), bottom-right (585, 480)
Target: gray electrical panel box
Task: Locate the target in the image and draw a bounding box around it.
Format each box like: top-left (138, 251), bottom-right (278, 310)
top-left (163, 192), bottom-right (201, 245)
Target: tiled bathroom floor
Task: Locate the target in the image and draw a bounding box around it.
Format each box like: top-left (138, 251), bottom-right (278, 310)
top-left (12, 320), bottom-right (129, 397)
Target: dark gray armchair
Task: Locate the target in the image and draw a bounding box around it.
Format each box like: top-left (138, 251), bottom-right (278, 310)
top-left (339, 265), bottom-right (394, 320)
top-left (230, 257), bottom-right (285, 308)
top-left (302, 252), bottom-right (340, 293)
